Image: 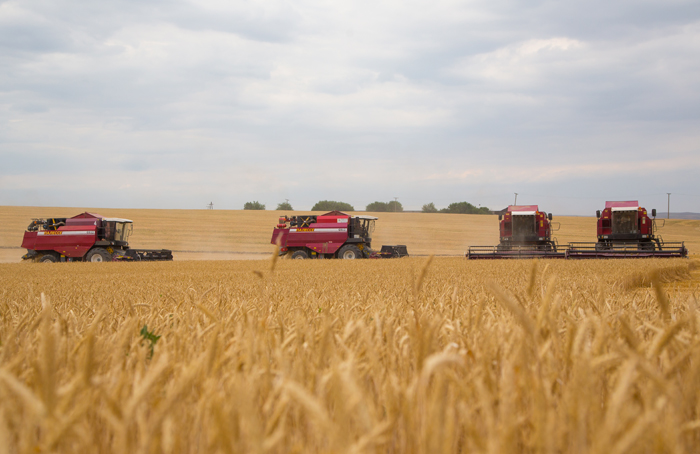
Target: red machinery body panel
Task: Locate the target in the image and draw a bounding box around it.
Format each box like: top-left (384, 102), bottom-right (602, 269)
top-left (271, 228), bottom-right (289, 247)
top-left (508, 205), bottom-right (539, 212)
top-left (468, 200), bottom-right (688, 259)
top-left (605, 201), bottom-right (638, 209)
top-left (270, 212), bottom-right (407, 259)
top-left (271, 212), bottom-right (372, 257)
top-left (22, 226), bottom-right (97, 258)
top-left (500, 205), bottom-right (552, 243)
top-left (597, 201), bottom-right (653, 239)
top-left (21, 212), bottom-right (103, 258)
top-left (283, 222), bottom-right (349, 254)
top-left (317, 214), bottom-right (350, 224)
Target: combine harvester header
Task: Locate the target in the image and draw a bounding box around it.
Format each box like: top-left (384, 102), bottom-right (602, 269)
top-left (467, 201), bottom-right (688, 259)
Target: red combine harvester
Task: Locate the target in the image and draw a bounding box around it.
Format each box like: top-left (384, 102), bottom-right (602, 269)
top-left (270, 211), bottom-right (408, 259)
top-left (467, 205), bottom-right (564, 259)
top-left (21, 212), bottom-right (173, 262)
top-left (467, 200), bottom-right (688, 260)
top-left (566, 201), bottom-right (688, 258)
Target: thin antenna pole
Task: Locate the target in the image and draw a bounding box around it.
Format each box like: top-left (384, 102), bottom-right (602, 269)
top-left (514, 193), bottom-right (518, 205)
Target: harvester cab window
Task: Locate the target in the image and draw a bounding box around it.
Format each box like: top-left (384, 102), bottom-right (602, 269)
top-left (350, 217), bottom-right (375, 239)
top-left (103, 221), bottom-right (133, 243)
top-left (104, 221), bottom-right (115, 240)
top-left (512, 215), bottom-right (536, 240)
top-left (349, 217), bottom-right (360, 236)
top-left (612, 210), bottom-right (638, 234)
top-left (358, 219), bottom-right (375, 238)
top-left (365, 219), bottom-right (375, 237)
top-left (114, 222), bottom-right (133, 243)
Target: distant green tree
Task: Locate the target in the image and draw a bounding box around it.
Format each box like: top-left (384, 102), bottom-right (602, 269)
top-left (422, 202), bottom-right (438, 213)
top-left (312, 200), bottom-right (354, 211)
top-left (366, 201), bottom-right (403, 212)
top-left (440, 202), bottom-right (490, 214)
top-left (276, 201), bottom-right (293, 211)
top-left (244, 201), bottom-right (266, 210)
top-left (366, 201), bottom-right (389, 212)
top-left (387, 200), bottom-right (403, 212)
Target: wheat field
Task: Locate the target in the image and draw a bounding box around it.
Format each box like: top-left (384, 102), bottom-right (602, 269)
top-left (2, 254), bottom-right (700, 453)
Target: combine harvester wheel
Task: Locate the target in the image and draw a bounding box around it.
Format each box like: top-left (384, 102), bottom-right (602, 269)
top-left (338, 245), bottom-right (362, 259)
top-left (86, 248), bottom-right (112, 262)
top-left (37, 253), bottom-right (58, 263)
top-left (291, 250), bottom-right (309, 260)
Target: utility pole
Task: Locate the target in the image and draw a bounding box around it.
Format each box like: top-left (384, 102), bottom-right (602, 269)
top-left (667, 193), bottom-right (671, 219)
top-left (514, 193), bottom-right (518, 205)
top-left (394, 197), bottom-right (398, 212)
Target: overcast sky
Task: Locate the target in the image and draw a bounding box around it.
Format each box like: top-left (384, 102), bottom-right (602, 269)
top-left (1, 0), bottom-right (699, 215)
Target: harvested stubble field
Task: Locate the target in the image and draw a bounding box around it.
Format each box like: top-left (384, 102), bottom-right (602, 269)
top-left (1, 206), bottom-right (698, 262)
top-left (2, 255), bottom-right (700, 453)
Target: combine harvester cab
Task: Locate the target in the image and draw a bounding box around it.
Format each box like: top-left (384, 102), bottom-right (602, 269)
top-left (271, 211), bottom-right (408, 259)
top-left (21, 212), bottom-right (173, 262)
top-left (468, 205), bottom-right (565, 259)
top-left (566, 201), bottom-right (688, 258)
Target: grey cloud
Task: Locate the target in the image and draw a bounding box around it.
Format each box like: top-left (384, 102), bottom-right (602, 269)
top-left (9, 102), bottom-right (49, 113)
top-left (163, 2), bottom-right (303, 43)
top-left (0, 23), bottom-right (71, 55)
top-left (1, 0), bottom-right (302, 51)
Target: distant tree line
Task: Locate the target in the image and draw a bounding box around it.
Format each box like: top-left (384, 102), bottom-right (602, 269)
top-left (365, 201), bottom-right (403, 212)
top-left (243, 199), bottom-right (489, 213)
top-left (243, 201), bottom-right (265, 210)
top-left (245, 200), bottom-right (354, 211)
top-left (243, 201), bottom-right (294, 210)
top-left (422, 201), bottom-right (490, 214)
top-left (311, 200), bottom-right (354, 211)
